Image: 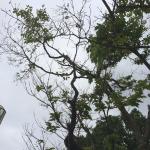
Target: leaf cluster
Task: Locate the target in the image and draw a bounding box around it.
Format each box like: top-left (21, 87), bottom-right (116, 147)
top-left (13, 5), bottom-right (53, 43)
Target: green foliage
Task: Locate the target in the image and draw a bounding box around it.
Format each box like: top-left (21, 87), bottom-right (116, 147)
top-left (13, 5), bottom-right (53, 43)
top-left (87, 1), bottom-right (147, 70)
top-left (77, 98), bottom-right (92, 119)
top-left (36, 85), bottom-right (44, 92)
top-left (49, 112), bottom-right (61, 121)
top-left (45, 121), bottom-right (59, 132)
top-left (118, 0), bottom-right (150, 13)
top-left (78, 109), bottom-right (147, 150)
top-left (86, 0), bottom-right (150, 110)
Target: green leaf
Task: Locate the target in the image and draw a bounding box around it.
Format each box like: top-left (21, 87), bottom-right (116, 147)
top-left (36, 85), bottom-right (44, 92)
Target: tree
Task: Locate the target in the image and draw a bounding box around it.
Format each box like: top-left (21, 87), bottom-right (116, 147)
top-left (78, 109), bottom-right (147, 150)
top-left (1, 0), bottom-right (150, 150)
top-left (87, 1), bottom-right (150, 149)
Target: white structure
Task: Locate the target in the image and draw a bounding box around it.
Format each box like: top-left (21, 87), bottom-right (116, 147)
top-left (0, 105), bottom-right (6, 124)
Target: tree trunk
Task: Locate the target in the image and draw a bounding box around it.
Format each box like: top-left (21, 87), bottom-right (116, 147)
top-left (64, 135), bottom-right (82, 150)
top-left (137, 139), bottom-right (148, 150)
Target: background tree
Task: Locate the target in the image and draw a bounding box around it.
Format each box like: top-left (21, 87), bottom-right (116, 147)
top-left (1, 0), bottom-right (150, 150)
top-left (78, 109), bottom-right (147, 150)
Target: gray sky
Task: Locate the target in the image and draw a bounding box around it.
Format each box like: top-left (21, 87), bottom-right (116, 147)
top-left (0, 0), bottom-right (101, 149)
top-left (0, 0), bottom-right (63, 149)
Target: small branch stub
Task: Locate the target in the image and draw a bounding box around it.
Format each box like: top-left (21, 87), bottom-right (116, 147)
top-left (0, 105), bottom-right (6, 124)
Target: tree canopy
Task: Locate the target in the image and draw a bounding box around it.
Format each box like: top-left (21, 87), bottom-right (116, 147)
top-left (78, 109), bottom-right (147, 150)
top-left (1, 0), bottom-right (150, 150)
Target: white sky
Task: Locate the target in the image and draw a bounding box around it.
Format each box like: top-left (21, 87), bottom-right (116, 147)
top-left (0, 0), bottom-right (102, 149)
top-left (0, 0), bottom-right (64, 150)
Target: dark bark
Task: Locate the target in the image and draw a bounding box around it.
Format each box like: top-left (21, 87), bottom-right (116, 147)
top-left (133, 50), bottom-right (150, 71)
top-left (64, 69), bottom-right (83, 150)
top-left (64, 135), bottom-right (82, 150)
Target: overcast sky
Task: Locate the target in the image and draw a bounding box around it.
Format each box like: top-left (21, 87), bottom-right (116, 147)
top-left (0, 0), bottom-right (102, 149)
top-left (0, 1), bottom-right (63, 150)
